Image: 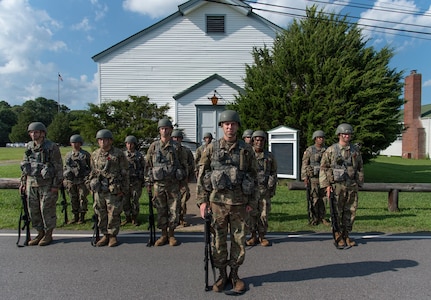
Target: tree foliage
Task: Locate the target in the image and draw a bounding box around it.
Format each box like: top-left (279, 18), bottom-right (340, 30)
top-left (75, 95), bottom-right (170, 148)
top-left (0, 101), bottom-right (18, 146)
top-left (232, 6), bottom-right (404, 162)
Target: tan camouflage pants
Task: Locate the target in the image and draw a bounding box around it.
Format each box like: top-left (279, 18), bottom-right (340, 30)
top-left (333, 183), bottom-right (359, 232)
top-left (210, 202), bottom-right (247, 269)
top-left (94, 191), bottom-right (123, 236)
top-left (123, 180), bottom-right (142, 217)
top-left (27, 184), bottom-right (58, 231)
top-left (65, 180), bottom-right (89, 214)
top-left (153, 180), bottom-right (180, 230)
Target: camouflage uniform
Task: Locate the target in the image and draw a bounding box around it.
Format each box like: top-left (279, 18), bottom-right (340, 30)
top-left (88, 146), bottom-right (129, 238)
top-left (320, 141), bottom-right (364, 244)
top-left (123, 148), bottom-right (145, 224)
top-left (20, 133), bottom-right (63, 245)
top-left (247, 148), bottom-right (277, 245)
top-left (301, 144), bottom-right (327, 225)
top-left (145, 139), bottom-right (186, 233)
top-left (63, 148), bottom-right (91, 223)
top-left (197, 138), bottom-right (257, 272)
top-left (178, 144), bottom-right (195, 226)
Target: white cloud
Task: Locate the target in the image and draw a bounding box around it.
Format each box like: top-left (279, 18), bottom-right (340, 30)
top-left (72, 17), bottom-right (92, 31)
top-left (122, 0), bottom-right (185, 18)
top-left (424, 79), bottom-right (431, 87)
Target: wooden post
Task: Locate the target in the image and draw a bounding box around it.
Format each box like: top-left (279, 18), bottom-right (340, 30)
top-left (388, 189), bottom-right (400, 212)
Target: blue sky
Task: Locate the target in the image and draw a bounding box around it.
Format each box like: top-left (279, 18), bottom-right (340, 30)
top-left (1, 0), bottom-right (431, 110)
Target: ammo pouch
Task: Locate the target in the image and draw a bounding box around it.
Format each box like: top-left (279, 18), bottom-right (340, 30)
top-left (90, 178), bottom-right (101, 192)
top-left (41, 165), bottom-right (54, 179)
top-left (100, 177), bottom-right (109, 192)
top-left (346, 166), bottom-right (355, 179)
top-left (64, 169), bottom-right (74, 180)
top-left (242, 173), bottom-right (255, 195)
top-left (30, 162), bottom-right (43, 176)
top-left (313, 166), bottom-right (320, 176)
top-left (257, 170), bottom-right (268, 186)
top-left (20, 162), bottom-right (31, 175)
top-left (175, 168), bottom-right (186, 181)
top-left (152, 166), bottom-right (165, 181)
top-left (333, 168), bottom-right (346, 182)
top-left (211, 169), bottom-right (231, 191)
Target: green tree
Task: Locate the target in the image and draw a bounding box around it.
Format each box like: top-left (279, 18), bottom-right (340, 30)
top-left (76, 95), bottom-right (169, 148)
top-left (0, 101), bottom-right (18, 146)
top-left (48, 113), bottom-right (74, 146)
top-left (9, 97), bottom-right (70, 142)
top-left (233, 6), bottom-right (404, 162)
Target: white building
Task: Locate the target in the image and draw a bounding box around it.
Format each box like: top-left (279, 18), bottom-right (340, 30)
top-left (92, 0), bottom-right (282, 148)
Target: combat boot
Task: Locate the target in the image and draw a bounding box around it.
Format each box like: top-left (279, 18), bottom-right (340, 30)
top-left (96, 234), bottom-right (110, 247)
top-left (28, 230), bottom-right (45, 246)
top-left (246, 232), bottom-right (258, 246)
top-left (68, 214), bottom-right (79, 224)
top-left (108, 235), bottom-right (118, 247)
top-left (344, 231), bottom-right (356, 247)
top-left (38, 228), bottom-right (53, 246)
top-left (168, 228), bottom-right (178, 246)
top-left (121, 216), bottom-right (132, 226)
top-left (77, 213), bottom-right (86, 224)
top-left (212, 267), bottom-right (228, 292)
top-left (155, 228), bottom-right (168, 246)
top-left (131, 215), bottom-right (139, 226)
top-left (259, 233), bottom-right (270, 247)
top-left (334, 232), bottom-right (346, 249)
top-left (229, 267), bottom-right (245, 294)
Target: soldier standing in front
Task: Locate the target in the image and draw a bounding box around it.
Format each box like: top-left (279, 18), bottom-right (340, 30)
top-left (301, 130), bottom-right (328, 226)
top-left (122, 135), bottom-right (145, 226)
top-left (246, 130), bottom-right (277, 247)
top-left (145, 119), bottom-right (186, 246)
top-left (19, 122), bottom-right (63, 246)
top-left (63, 134), bottom-right (91, 224)
top-left (88, 129), bottom-right (129, 247)
top-left (197, 110), bottom-right (257, 294)
top-left (320, 123), bottom-right (364, 248)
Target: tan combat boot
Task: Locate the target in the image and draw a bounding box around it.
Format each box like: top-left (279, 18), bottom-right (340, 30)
top-left (108, 235), bottom-right (118, 247)
top-left (131, 215), bottom-right (139, 226)
top-left (155, 228), bottom-right (168, 246)
top-left (68, 214), bottom-right (79, 224)
top-left (77, 213), bottom-right (86, 224)
top-left (230, 267), bottom-right (245, 294)
top-left (96, 234), bottom-right (110, 247)
top-left (28, 230), bottom-right (45, 246)
top-left (212, 267), bottom-right (228, 292)
top-left (38, 228), bottom-right (53, 246)
top-left (344, 232), bottom-right (356, 247)
top-left (168, 228), bottom-right (178, 246)
top-left (246, 232), bottom-right (258, 246)
top-left (121, 216), bottom-right (132, 226)
top-left (334, 232), bottom-right (346, 249)
top-left (259, 233), bottom-right (270, 247)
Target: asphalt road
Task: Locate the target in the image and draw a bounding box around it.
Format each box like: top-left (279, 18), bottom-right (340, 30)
top-left (2, 230), bottom-right (431, 300)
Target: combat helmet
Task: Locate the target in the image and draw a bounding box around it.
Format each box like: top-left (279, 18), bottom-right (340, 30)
top-left (252, 130), bottom-right (267, 140)
top-left (203, 132), bottom-right (213, 140)
top-left (242, 129), bottom-right (254, 138)
top-left (218, 110), bottom-right (241, 126)
top-left (27, 122), bottom-right (47, 133)
top-left (96, 129), bottom-right (113, 139)
top-left (124, 135), bottom-right (138, 144)
top-left (171, 130), bottom-right (184, 138)
top-left (158, 118), bottom-right (173, 129)
top-left (312, 130), bottom-right (325, 140)
top-left (335, 123), bottom-right (353, 136)
top-left (70, 134), bottom-right (84, 144)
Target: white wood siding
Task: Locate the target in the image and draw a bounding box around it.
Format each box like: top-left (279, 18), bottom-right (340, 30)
top-left (96, 2), bottom-right (278, 124)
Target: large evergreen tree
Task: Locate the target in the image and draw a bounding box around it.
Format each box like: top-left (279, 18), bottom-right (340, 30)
top-left (233, 6), bottom-right (404, 162)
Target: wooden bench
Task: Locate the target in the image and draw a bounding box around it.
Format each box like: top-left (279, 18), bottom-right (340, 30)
top-left (288, 181), bottom-right (431, 212)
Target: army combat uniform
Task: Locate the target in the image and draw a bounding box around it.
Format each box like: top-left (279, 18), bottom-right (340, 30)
top-left (88, 145), bottom-right (129, 242)
top-left (63, 147), bottom-right (91, 224)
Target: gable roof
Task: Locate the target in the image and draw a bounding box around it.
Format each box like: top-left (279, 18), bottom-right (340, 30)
top-left (173, 73), bottom-right (244, 100)
top-left (92, 0), bottom-right (283, 62)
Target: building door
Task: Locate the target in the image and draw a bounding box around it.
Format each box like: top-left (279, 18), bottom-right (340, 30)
top-left (196, 105), bottom-right (226, 143)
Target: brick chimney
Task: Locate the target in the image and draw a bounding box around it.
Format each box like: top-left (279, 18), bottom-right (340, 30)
top-left (402, 70), bottom-right (426, 159)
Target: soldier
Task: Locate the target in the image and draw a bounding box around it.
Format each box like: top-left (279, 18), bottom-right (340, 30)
top-left (121, 135), bottom-right (145, 226)
top-left (194, 132), bottom-right (213, 179)
top-left (320, 123), bottom-right (364, 249)
top-left (63, 134), bottom-right (91, 224)
top-left (242, 129), bottom-right (253, 145)
top-left (145, 119), bottom-right (186, 246)
top-left (301, 130), bottom-right (328, 226)
top-left (171, 129), bottom-right (195, 227)
top-left (88, 129), bottom-right (129, 247)
top-left (246, 130), bottom-right (277, 247)
top-left (19, 122), bottom-right (63, 246)
top-left (197, 110), bottom-right (257, 294)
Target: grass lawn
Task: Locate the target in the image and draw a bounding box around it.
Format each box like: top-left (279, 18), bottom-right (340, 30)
top-left (1, 147), bottom-right (431, 233)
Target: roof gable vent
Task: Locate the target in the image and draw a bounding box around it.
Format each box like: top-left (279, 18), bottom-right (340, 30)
top-left (207, 15), bottom-right (225, 33)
